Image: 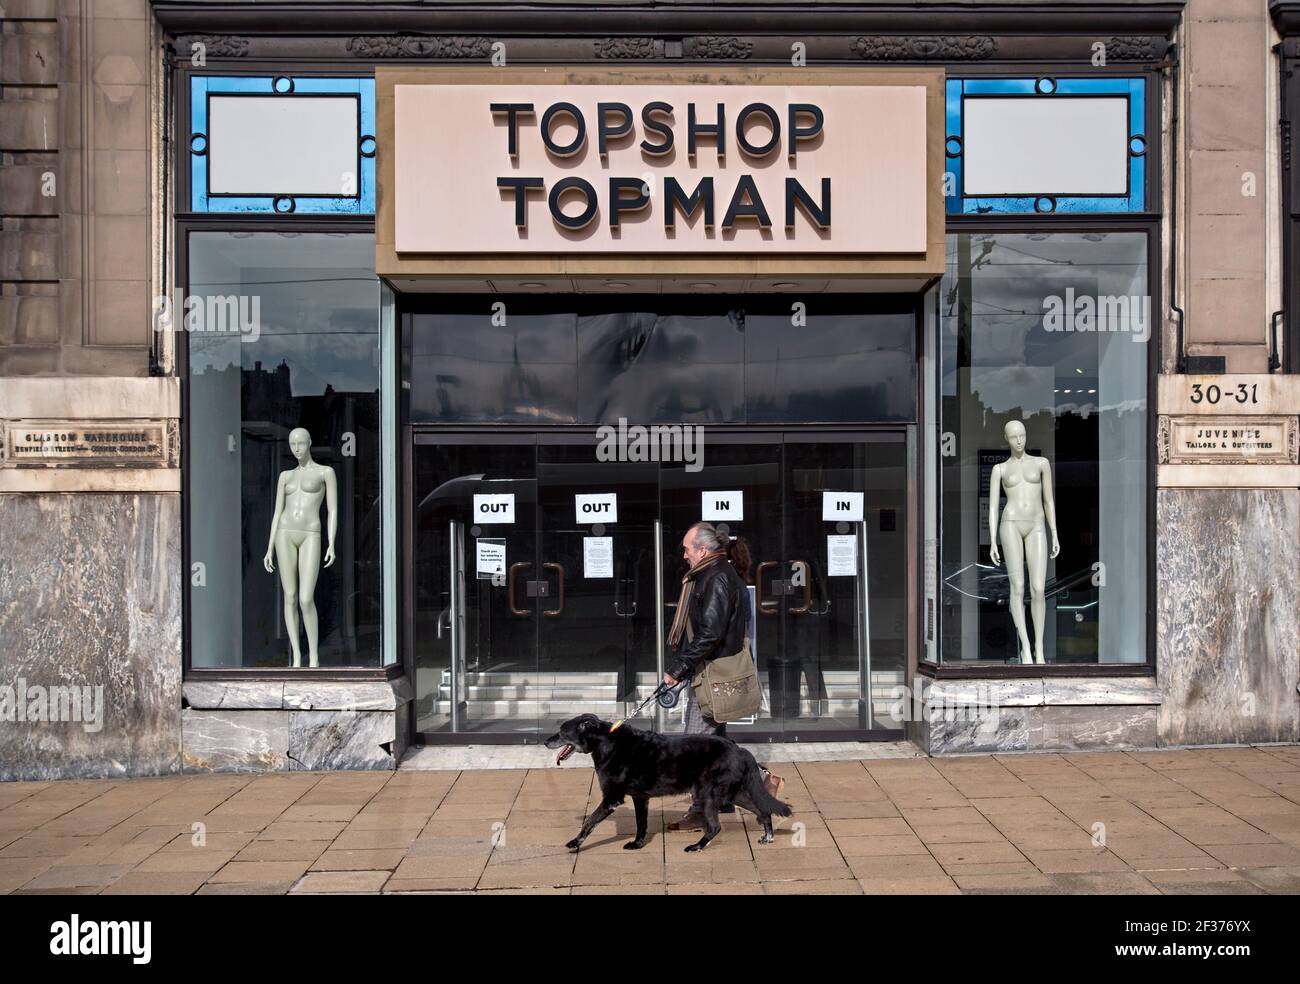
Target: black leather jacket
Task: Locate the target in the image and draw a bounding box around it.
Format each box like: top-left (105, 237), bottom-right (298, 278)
top-left (666, 557), bottom-right (750, 681)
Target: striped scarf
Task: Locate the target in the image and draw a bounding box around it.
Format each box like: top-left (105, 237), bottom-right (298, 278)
top-left (667, 552), bottom-right (726, 651)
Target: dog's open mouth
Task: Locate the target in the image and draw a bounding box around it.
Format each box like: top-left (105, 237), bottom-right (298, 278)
top-left (555, 743), bottom-right (574, 765)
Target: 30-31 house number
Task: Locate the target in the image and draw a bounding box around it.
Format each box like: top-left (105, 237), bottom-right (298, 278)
top-left (1189, 383), bottom-right (1259, 406)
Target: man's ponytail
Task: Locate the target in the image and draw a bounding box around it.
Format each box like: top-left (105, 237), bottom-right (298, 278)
top-left (689, 522), bottom-right (753, 581)
top-left (725, 535), bottom-right (752, 582)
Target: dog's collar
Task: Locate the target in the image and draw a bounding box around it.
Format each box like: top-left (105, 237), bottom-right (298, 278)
top-left (609, 719), bottom-right (624, 732)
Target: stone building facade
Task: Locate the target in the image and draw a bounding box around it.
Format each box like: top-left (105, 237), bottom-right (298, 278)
top-left (0, 0), bottom-right (1297, 779)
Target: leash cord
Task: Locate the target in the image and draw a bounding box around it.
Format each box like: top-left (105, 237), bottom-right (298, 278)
top-left (611, 678), bottom-right (689, 732)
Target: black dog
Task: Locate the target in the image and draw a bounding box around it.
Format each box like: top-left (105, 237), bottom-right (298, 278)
top-left (544, 713), bottom-right (792, 853)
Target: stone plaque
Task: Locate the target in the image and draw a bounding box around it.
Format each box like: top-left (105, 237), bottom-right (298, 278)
top-left (1, 419), bottom-right (178, 469)
top-left (1158, 374), bottom-right (1300, 416)
top-left (1157, 414), bottom-right (1299, 465)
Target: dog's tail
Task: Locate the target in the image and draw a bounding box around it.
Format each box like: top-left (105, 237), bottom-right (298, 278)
top-left (747, 761), bottom-right (793, 818)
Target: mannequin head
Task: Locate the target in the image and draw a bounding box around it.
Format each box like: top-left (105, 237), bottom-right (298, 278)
top-left (288, 428), bottom-right (313, 465)
top-left (1004, 420), bottom-right (1027, 456)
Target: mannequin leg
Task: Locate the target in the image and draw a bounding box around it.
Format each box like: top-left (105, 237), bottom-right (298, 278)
top-left (1025, 528), bottom-right (1049, 664)
top-left (298, 534), bottom-right (323, 669)
top-left (274, 531), bottom-right (302, 667)
top-left (999, 524), bottom-right (1032, 664)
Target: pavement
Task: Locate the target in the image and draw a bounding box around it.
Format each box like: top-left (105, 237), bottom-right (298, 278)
top-left (399, 739), bottom-right (922, 770)
top-left (2, 745), bottom-right (1300, 895)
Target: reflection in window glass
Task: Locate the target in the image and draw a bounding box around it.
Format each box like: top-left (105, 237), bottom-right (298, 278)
top-left (938, 233), bottom-right (1147, 664)
top-left (188, 233), bottom-right (381, 668)
top-left (406, 297), bottom-right (916, 425)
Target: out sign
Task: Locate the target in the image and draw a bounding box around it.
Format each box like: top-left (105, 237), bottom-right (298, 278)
top-left (473, 493), bottom-right (515, 524)
top-left (702, 491), bottom-right (743, 522)
top-left (822, 491), bottom-right (863, 522)
top-left (575, 493), bottom-right (618, 523)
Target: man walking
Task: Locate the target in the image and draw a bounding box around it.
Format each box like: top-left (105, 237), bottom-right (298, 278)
top-left (663, 521), bottom-right (785, 831)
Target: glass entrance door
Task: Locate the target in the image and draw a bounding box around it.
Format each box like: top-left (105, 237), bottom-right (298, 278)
top-left (778, 437), bottom-right (907, 733)
top-left (536, 438), bottom-right (660, 728)
top-left (658, 433), bottom-right (906, 737)
top-left (412, 437), bottom-right (542, 735)
top-left (411, 431), bottom-right (908, 740)
top-left (658, 435), bottom-right (782, 733)
top-left (413, 434), bottom-right (660, 736)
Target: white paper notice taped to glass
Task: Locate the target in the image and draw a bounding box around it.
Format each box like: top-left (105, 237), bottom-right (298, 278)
top-left (583, 536), bottom-right (613, 579)
top-left (827, 534), bottom-right (857, 576)
top-left (476, 538), bottom-right (506, 579)
top-left (702, 491), bottom-right (743, 522)
top-left (822, 491), bottom-right (864, 522)
top-left (473, 493), bottom-right (515, 524)
top-left (575, 493), bottom-right (618, 524)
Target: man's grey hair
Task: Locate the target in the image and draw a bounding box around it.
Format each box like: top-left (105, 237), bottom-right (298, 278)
top-left (688, 521), bottom-right (728, 551)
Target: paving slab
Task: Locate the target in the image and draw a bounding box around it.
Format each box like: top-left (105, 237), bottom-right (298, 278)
top-left (3, 745), bottom-right (1300, 894)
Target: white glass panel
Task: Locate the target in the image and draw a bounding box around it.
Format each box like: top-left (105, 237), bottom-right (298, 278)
top-left (208, 95), bottom-right (359, 196)
top-left (963, 96), bottom-right (1129, 196)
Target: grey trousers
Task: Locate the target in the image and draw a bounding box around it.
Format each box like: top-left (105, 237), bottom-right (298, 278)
top-left (682, 685), bottom-right (727, 814)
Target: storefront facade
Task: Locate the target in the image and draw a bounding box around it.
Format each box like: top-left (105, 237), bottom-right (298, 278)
top-left (1, 0), bottom-right (1297, 778)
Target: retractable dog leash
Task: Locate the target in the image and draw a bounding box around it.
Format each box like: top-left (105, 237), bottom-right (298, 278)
top-left (609, 678), bottom-right (689, 732)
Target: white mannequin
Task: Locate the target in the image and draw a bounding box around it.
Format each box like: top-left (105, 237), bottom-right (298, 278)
top-left (988, 420), bottom-right (1060, 665)
top-left (263, 428), bottom-right (338, 668)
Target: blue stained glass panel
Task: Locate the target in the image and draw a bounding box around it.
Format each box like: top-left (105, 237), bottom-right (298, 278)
top-left (190, 76), bottom-right (376, 215)
top-left (945, 77), bottom-right (1146, 215)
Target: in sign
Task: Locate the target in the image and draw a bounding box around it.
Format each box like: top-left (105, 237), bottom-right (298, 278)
top-left (822, 491), bottom-right (863, 522)
top-left (473, 493), bottom-right (515, 524)
top-left (575, 493), bottom-right (618, 524)
top-left (702, 491), bottom-right (743, 522)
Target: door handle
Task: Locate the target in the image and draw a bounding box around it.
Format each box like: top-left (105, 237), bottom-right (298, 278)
top-left (615, 555), bottom-right (640, 617)
top-left (614, 566), bottom-right (638, 617)
top-left (616, 579), bottom-right (642, 618)
top-left (808, 559), bottom-right (832, 615)
top-left (543, 562), bottom-right (565, 617)
top-left (508, 561), bottom-right (532, 616)
top-left (789, 560), bottom-right (814, 614)
top-left (755, 560), bottom-right (780, 615)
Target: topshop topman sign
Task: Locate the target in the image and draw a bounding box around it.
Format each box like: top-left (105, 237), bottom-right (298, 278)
top-left (378, 68), bottom-right (944, 273)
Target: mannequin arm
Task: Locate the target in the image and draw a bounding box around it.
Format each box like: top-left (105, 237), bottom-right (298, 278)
top-left (1040, 458), bottom-right (1057, 533)
top-left (1040, 458), bottom-right (1060, 557)
top-left (988, 464), bottom-right (1002, 565)
top-left (264, 473), bottom-right (285, 570)
top-left (324, 467), bottom-right (338, 567)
